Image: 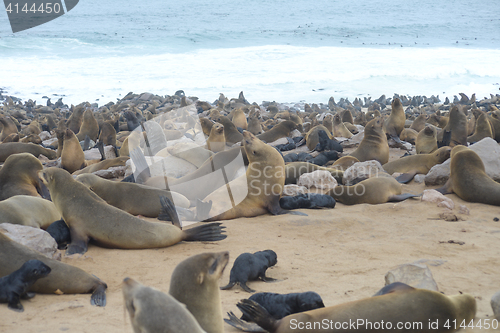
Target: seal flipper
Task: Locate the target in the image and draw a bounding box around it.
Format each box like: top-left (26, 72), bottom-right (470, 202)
top-left (182, 222), bottom-right (227, 242)
top-left (220, 281), bottom-right (237, 290)
top-left (158, 195), bottom-right (181, 228)
top-left (268, 199), bottom-right (308, 217)
top-left (95, 141), bottom-right (105, 161)
top-left (224, 311), bottom-right (267, 332)
top-left (395, 171), bottom-right (418, 184)
top-left (7, 294), bottom-right (23, 312)
top-left (237, 299), bottom-right (280, 333)
top-left (90, 283), bottom-right (107, 307)
top-left (435, 179), bottom-right (454, 195)
top-left (83, 135), bottom-right (91, 151)
top-left (373, 282), bottom-right (415, 296)
top-left (65, 230), bottom-right (89, 255)
top-left (438, 130), bottom-right (451, 148)
top-left (388, 193), bottom-right (420, 202)
top-left (240, 282), bottom-right (256, 293)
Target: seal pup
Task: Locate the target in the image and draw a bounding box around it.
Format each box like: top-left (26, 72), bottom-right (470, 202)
top-left (2, 133), bottom-right (19, 143)
top-left (382, 146), bottom-right (451, 183)
top-left (39, 168), bottom-right (226, 254)
top-left (0, 233), bottom-right (107, 306)
top-left (350, 117), bottom-right (389, 164)
top-left (436, 146), bottom-right (500, 206)
top-left (221, 250), bottom-right (277, 293)
top-left (416, 125), bottom-right (438, 154)
top-left (237, 282), bottom-right (476, 333)
top-left (279, 193), bottom-right (336, 210)
top-left (314, 130), bottom-right (343, 153)
top-left (328, 176), bottom-right (418, 205)
top-left (0, 259), bottom-right (51, 312)
top-left (0, 142), bottom-right (56, 162)
top-left (122, 277), bottom-right (206, 333)
top-left (169, 251), bottom-right (229, 333)
top-left (0, 195), bottom-right (61, 228)
top-left (0, 153), bottom-right (44, 201)
top-left (305, 125), bottom-right (332, 151)
top-left (383, 98), bottom-right (406, 140)
top-left (206, 122), bottom-right (226, 153)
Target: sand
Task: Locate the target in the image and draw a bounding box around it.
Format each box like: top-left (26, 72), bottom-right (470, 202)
top-left (1, 148), bottom-right (499, 332)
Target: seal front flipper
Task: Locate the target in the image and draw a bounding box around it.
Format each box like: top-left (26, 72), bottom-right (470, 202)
top-left (388, 193), bottom-right (420, 202)
top-left (237, 299), bottom-right (280, 333)
top-left (65, 230), bottom-right (89, 255)
top-left (373, 282), bottom-right (415, 296)
top-left (95, 141), bottom-right (105, 160)
top-left (90, 283), bottom-right (107, 307)
top-left (435, 179), bottom-right (454, 195)
top-left (182, 222), bottom-right (227, 242)
top-left (158, 195), bottom-right (181, 228)
top-left (37, 178), bottom-right (52, 200)
top-left (7, 294), bottom-right (24, 312)
top-left (395, 171), bottom-right (418, 184)
top-left (224, 311), bottom-right (267, 332)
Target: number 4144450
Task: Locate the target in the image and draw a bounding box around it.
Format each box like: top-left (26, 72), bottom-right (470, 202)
top-left (5, 2), bottom-right (62, 14)
top-left (445, 319), bottom-right (498, 330)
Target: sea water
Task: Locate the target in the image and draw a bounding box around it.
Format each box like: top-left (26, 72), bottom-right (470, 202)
top-left (0, 0), bottom-right (499, 105)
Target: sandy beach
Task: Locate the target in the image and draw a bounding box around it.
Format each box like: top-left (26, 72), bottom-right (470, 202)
top-left (0, 143), bottom-right (499, 332)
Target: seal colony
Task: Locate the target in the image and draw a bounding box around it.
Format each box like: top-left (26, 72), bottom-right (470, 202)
top-left (0, 89), bottom-right (499, 331)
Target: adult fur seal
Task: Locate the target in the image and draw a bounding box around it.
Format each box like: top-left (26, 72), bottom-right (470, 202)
top-left (416, 125), bottom-right (438, 154)
top-left (350, 117), bottom-right (389, 164)
top-left (436, 146), bottom-right (500, 206)
top-left (328, 176), bottom-right (418, 205)
top-left (201, 131), bottom-right (287, 221)
top-left (0, 259), bottom-right (51, 312)
top-left (332, 114), bottom-right (353, 138)
top-left (467, 111), bottom-right (493, 143)
top-left (237, 282), bottom-right (476, 333)
top-left (216, 115), bottom-right (244, 144)
top-left (232, 107), bottom-right (248, 130)
top-left (39, 167), bottom-right (227, 254)
top-left (122, 277), bottom-right (206, 333)
top-left (0, 142), bottom-right (56, 162)
top-left (169, 251), bottom-right (229, 333)
top-left (76, 109), bottom-right (99, 142)
top-left (221, 250), bottom-right (277, 293)
top-left (437, 105), bottom-right (467, 147)
top-left (0, 153), bottom-right (44, 201)
top-left (0, 195), bottom-right (61, 228)
top-left (383, 98), bottom-right (406, 140)
top-left (257, 120), bottom-right (299, 143)
top-left (76, 173), bottom-right (190, 217)
top-left (0, 233), bottom-right (107, 306)
top-left (60, 128), bottom-right (87, 173)
top-left (0, 116), bottom-right (19, 141)
top-left (382, 146), bottom-right (451, 183)
top-left (72, 156), bottom-right (129, 175)
top-left (206, 122), bottom-right (226, 153)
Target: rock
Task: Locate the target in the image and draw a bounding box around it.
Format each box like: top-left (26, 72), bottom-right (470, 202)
top-left (283, 184), bottom-right (308, 196)
top-left (42, 137), bottom-right (58, 146)
top-left (39, 131), bottom-right (51, 141)
top-left (93, 166), bottom-right (127, 179)
top-left (268, 137), bottom-right (289, 146)
top-left (138, 92), bottom-right (153, 101)
top-left (384, 262), bottom-right (439, 291)
top-left (425, 138), bottom-right (500, 185)
top-left (297, 170), bottom-right (337, 190)
top-left (0, 223), bottom-right (60, 260)
top-left (421, 189), bottom-right (455, 209)
top-left (83, 145), bottom-right (117, 160)
top-left (290, 129), bottom-right (302, 138)
top-left (343, 160), bottom-right (385, 185)
top-left (439, 210), bottom-right (463, 221)
top-left (491, 291), bottom-right (500, 319)
top-left (413, 174), bottom-right (425, 183)
top-left (458, 205), bottom-right (470, 215)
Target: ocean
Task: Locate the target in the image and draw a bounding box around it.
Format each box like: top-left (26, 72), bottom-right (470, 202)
top-left (1, 0), bottom-right (499, 106)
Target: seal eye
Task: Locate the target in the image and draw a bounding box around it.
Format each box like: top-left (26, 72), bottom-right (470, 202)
top-left (208, 259), bottom-right (218, 275)
top-left (252, 150), bottom-right (257, 155)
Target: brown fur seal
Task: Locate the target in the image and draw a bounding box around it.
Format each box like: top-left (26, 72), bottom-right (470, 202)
top-left (409, 113), bottom-right (428, 132)
top-left (331, 156), bottom-right (359, 170)
top-left (0, 116), bottom-right (18, 141)
top-left (232, 107), bottom-right (248, 130)
top-left (382, 146), bottom-right (451, 183)
top-left (0, 195), bottom-right (60, 228)
top-left (98, 121), bottom-right (117, 147)
top-left (416, 126), bottom-right (438, 154)
top-left (350, 117), bottom-right (389, 164)
top-left (200, 117), bottom-right (215, 137)
top-left (305, 125), bottom-right (332, 151)
top-left (122, 277), bottom-right (206, 333)
top-left (0, 142), bottom-right (56, 162)
top-left (61, 129), bottom-right (101, 173)
top-left (237, 282), bottom-right (476, 333)
top-left (341, 109), bottom-right (354, 124)
top-left (257, 120), bottom-right (299, 143)
top-left (0, 153), bottom-right (44, 201)
top-left (332, 114), bottom-right (353, 138)
top-left (20, 134), bottom-right (42, 144)
top-left (1, 133), bottom-right (19, 143)
top-left (383, 98), bottom-right (406, 139)
top-left (66, 104), bottom-right (85, 134)
top-left (248, 115), bottom-right (263, 135)
top-left (0, 232), bottom-right (107, 306)
top-left (322, 114), bottom-right (333, 133)
top-left (76, 173), bottom-right (189, 217)
top-left (206, 122), bottom-right (226, 153)
top-left (399, 128), bottom-right (418, 144)
top-left (437, 105), bottom-right (467, 147)
top-left (488, 110), bottom-right (500, 142)
top-left (169, 251), bottom-right (229, 333)
top-left (72, 156), bottom-right (129, 175)
top-left (328, 176), bottom-right (417, 204)
top-left (38, 168), bottom-right (226, 254)
top-left (467, 111), bottom-right (493, 143)
top-left (202, 131), bottom-right (285, 221)
top-left (437, 146), bottom-right (500, 206)
top-left (216, 115), bottom-right (243, 144)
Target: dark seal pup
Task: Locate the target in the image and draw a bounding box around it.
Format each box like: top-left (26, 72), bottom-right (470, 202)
top-left (221, 250), bottom-right (277, 293)
top-left (279, 193), bottom-right (336, 210)
top-left (0, 259), bottom-right (51, 312)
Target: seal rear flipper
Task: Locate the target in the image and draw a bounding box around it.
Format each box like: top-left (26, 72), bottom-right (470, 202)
top-left (90, 283), bottom-right (107, 307)
top-left (237, 299), bottom-right (280, 333)
top-left (182, 222), bottom-right (227, 242)
top-left (224, 311), bottom-right (267, 332)
top-left (65, 231), bottom-right (89, 255)
top-left (95, 141), bottom-right (105, 160)
top-left (220, 281), bottom-right (236, 290)
top-left (395, 171), bottom-right (418, 184)
top-left (240, 282), bottom-right (256, 293)
top-left (21, 292), bottom-right (36, 299)
top-left (388, 193), bottom-right (420, 202)
top-left (435, 179), bottom-right (454, 195)
top-left (158, 195), bottom-right (181, 228)
top-left (373, 282), bottom-right (415, 296)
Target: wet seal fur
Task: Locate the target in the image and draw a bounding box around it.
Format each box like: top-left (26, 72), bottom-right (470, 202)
top-left (169, 251), bottom-right (229, 333)
top-left (237, 282), bottom-right (476, 333)
top-left (0, 259), bottom-right (51, 312)
top-left (221, 250), bottom-right (277, 293)
top-left (122, 277), bottom-right (206, 333)
top-left (0, 232), bottom-right (107, 306)
top-left (39, 167), bottom-right (226, 255)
